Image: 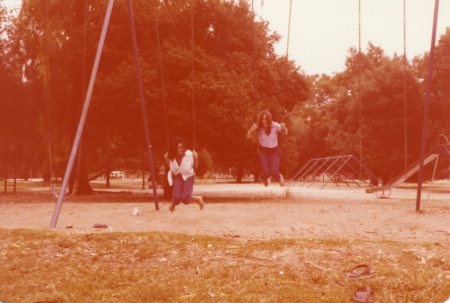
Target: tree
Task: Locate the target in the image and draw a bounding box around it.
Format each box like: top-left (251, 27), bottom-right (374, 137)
top-left (0, 3), bottom-right (38, 181)
top-left (413, 28), bottom-right (450, 141)
top-left (299, 44), bottom-right (423, 182)
top-left (8, 0), bottom-right (310, 192)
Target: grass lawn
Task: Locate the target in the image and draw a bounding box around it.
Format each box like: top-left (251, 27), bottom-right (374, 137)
top-left (0, 228), bottom-right (448, 303)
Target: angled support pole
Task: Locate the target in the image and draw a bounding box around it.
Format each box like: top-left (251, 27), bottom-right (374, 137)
top-left (287, 158), bottom-right (321, 188)
top-left (299, 159), bottom-right (325, 187)
top-left (127, 0), bottom-right (159, 210)
top-left (322, 156), bottom-right (352, 189)
top-left (286, 159), bottom-right (314, 189)
top-left (298, 158), bottom-right (323, 181)
top-left (50, 0), bottom-right (115, 228)
top-left (304, 157), bottom-right (338, 187)
top-left (298, 158), bottom-right (328, 186)
top-left (288, 158), bottom-right (314, 183)
top-left (345, 157), bottom-right (367, 187)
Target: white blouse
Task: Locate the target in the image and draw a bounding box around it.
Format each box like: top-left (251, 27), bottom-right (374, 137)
top-left (258, 122), bottom-right (282, 148)
top-left (169, 150), bottom-right (195, 181)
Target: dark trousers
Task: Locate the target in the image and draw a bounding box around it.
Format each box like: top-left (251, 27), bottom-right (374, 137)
top-left (258, 146), bottom-right (281, 181)
top-left (172, 175), bottom-right (194, 204)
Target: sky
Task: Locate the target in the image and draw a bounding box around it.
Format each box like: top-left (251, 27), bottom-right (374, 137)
top-left (2, 0), bottom-right (450, 75)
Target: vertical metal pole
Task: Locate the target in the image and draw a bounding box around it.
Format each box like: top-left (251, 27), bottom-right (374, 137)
top-left (127, 0), bottom-right (159, 210)
top-left (154, 14), bottom-right (170, 148)
top-left (403, 0), bottom-right (408, 169)
top-left (357, 0), bottom-right (363, 178)
top-left (190, 0), bottom-right (196, 149)
top-left (416, 0), bottom-right (439, 212)
top-left (286, 0), bottom-right (292, 59)
top-left (50, 0), bottom-right (115, 228)
top-left (358, 0), bottom-right (361, 53)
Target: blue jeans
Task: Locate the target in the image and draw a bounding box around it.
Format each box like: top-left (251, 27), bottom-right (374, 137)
top-left (172, 175), bottom-right (194, 204)
top-left (258, 146), bottom-right (281, 181)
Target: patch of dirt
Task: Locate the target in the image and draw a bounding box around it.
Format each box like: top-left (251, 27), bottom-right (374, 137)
top-left (1, 183), bottom-right (449, 244)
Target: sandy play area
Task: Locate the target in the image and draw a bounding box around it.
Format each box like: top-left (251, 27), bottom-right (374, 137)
top-left (1, 183), bottom-right (449, 243)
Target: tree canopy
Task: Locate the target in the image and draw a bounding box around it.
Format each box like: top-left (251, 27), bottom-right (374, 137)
top-left (1, 0), bottom-right (309, 189)
top-left (1, 0), bottom-right (448, 188)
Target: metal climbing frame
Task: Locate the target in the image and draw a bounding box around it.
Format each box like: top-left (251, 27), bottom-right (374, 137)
top-left (288, 155), bottom-right (380, 190)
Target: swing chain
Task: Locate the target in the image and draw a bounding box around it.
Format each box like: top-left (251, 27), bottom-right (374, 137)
top-left (403, 0), bottom-right (409, 169)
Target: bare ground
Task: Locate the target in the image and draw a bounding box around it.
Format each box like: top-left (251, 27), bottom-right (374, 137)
top-left (0, 182), bottom-right (449, 244)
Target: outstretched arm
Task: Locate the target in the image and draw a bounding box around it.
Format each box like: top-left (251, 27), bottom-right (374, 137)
top-left (247, 123), bottom-right (258, 139)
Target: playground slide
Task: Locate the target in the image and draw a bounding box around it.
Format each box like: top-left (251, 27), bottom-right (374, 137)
top-left (366, 144), bottom-right (450, 194)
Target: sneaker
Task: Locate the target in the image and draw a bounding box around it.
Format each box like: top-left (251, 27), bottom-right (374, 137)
top-left (279, 174), bottom-right (285, 187)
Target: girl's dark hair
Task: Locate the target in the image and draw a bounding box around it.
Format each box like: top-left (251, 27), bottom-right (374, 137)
top-left (168, 137), bottom-right (185, 160)
top-left (257, 110), bottom-right (273, 135)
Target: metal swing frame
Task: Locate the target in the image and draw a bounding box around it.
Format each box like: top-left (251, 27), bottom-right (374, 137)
top-left (50, 0), bottom-right (159, 228)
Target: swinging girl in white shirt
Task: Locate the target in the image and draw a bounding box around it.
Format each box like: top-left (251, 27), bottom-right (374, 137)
top-left (164, 137), bottom-right (205, 212)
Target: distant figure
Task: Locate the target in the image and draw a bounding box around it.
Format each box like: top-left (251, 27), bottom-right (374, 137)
top-left (247, 110), bottom-right (288, 187)
top-left (164, 137), bottom-right (205, 212)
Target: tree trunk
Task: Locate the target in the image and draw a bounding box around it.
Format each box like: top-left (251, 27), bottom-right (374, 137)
top-left (42, 162), bottom-right (50, 182)
top-left (3, 163), bottom-right (7, 194)
top-left (253, 168), bottom-right (260, 183)
top-left (76, 164), bottom-right (92, 194)
top-left (75, 142), bottom-right (92, 195)
top-left (13, 166), bottom-right (17, 194)
top-left (68, 169), bottom-right (76, 195)
top-left (68, 151), bottom-right (80, 195)
top-left (141, 154), bottom-right (146, 190)
top-left (105, 169), bottom-right (111, 188)
top-left (75, 0), bottom-right (91, 196)
top-left (236, 165), bottom-right (244, 183)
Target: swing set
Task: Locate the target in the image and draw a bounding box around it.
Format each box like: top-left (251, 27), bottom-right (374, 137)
top-left (48, 0), bottom-right (443, 227)
top-left (48, 0), bottom-right (200, 228)
top-left (50, 0), bottom-right (159, 228)
top-left (267, 0), bottom-right (445, 206)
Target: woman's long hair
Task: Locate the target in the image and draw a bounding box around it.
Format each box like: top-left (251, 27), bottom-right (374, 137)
top-left (168, 137), bottom-right (185, 160)
top-left (257, 110), bottom-right (273, 135)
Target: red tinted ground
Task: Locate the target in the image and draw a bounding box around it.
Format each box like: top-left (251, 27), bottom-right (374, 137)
top-left (1, 182), bottom-right (449, 243)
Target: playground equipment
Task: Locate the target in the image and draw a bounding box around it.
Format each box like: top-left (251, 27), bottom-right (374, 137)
top-left (49, 0), bottom-right (160, 228)
top-left (287, 155), bottom-right (379, 190)
top-left (366, 139), bottom-right (450, 198)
